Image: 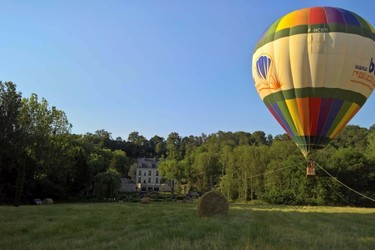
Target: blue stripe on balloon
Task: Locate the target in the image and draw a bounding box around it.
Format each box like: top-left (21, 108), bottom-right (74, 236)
top-left (339, 8), bottom-right (360, 26)
top-left (316, 98), bottom-right (334, 136)
top-left (269, 103), bottom-right (295, 137)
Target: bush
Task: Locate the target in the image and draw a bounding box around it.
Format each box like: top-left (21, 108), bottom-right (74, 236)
top-left (197, 191), bottom-right (229, 217)
top-left (94, 168), bottom-right (121, 199)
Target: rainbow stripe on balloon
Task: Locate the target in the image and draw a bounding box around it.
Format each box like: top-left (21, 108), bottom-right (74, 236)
top-left (256, 6), bottom-right (375, 50)
top-left (263, 88), bottom-right (365, 156)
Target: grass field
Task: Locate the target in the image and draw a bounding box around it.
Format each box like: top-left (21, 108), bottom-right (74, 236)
top-left (0, 202), bottom-right (374, 250)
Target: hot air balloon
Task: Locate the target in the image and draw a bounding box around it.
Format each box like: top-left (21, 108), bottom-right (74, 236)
top-left (252, 7), bottom-right (375, 171)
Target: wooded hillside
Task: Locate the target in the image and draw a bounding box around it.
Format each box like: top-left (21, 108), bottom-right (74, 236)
top-left (1, 82), bottom-right (374, 206)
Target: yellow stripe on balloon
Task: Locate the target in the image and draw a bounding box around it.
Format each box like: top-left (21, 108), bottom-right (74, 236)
top-left (285, 99), bottom-right (304, 136)
top-left (276, 8), bottom-right (309, 31)
top-left (330, 103), bottom-right (360, 138)
top-left (366, 20), bottom-right (375, 33)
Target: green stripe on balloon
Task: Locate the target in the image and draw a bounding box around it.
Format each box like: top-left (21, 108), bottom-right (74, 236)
top-left (263, 88), bottom-right (367, 107)
top-left (276, 100), bottom-right (298, 137)
top-left (255, 24), bottom-right (375, 50)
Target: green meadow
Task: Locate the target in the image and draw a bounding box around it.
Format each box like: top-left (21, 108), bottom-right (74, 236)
top-left (0, 202), bottom-right (374, 250)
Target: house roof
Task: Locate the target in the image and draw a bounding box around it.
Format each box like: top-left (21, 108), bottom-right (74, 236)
top-left (137, 158), bottom-right (158, 169)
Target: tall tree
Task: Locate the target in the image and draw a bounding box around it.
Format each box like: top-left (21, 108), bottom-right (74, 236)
top-left (127, 131), bottom-right (148, 157)
top-left (0, 82), bottom-right (24, 205)
top-left (149, 135), bottom-right (166, 157)
top-left (109, 149), bottom-right (130, 176)
top-left (166, 132), bottom-right (182, 161)
top-left (158, 159), bottom-right (179, 195)
top-left (20, 94), bottom-right (72, 201)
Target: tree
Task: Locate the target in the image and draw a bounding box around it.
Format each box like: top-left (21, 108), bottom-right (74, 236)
top-left (324, 148), bottom-right (374, 206)
top-left (127, 131), bottom-right (148, 157)
top-left (332, 125), bottom-right (369, 150)
top-left (1, 83), bottom-right (73, 204)
top-left (69, 144), bottom-right (91, 196)
top-left (260, 139), bottom-right (304, 204)
top-left (149, 135), bottom-right (166, 157)
top-left (192, 151), bottom-right (221, 192)
top-left (366, 131), bottom-right (375, 160)
top-left (158, 159), bottom-right (179, 195)
top-left (251, 131), bottom-right (267, 146)
top-left (166, 132), bottom-right (182, 161)
top-left (0, 82), bottom-right (24, 204)
top-left (109, 150), bottom-right (130, 176)
top-left (219, 145), bottom-right (237, 201)
top-left (94, 168), bottom-right (121, 198)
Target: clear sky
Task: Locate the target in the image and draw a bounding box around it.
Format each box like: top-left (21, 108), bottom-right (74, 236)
top-left (1, 0), bottom-right (375, 140)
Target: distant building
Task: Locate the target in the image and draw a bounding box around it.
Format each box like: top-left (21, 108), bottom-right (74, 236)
top-left (136, 157), bottom-right (160, 192)
top-left (119, 158), bottom-right (172, 193)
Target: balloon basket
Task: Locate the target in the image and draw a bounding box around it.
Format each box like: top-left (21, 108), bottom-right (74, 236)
top-left (306, 161), bottom-right (316, 177)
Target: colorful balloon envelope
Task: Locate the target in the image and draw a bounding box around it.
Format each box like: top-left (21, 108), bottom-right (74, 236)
top-left (252, 6), bottom-right (375, 158)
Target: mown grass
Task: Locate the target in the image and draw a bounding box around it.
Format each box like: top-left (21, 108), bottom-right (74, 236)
top-left (0, 202), bottom-right (374, 250)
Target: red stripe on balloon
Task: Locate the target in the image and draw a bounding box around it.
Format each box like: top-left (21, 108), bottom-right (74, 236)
top-left (309, 7), bottom-right (327, 25)
top-left (309, 98), bottom-right (321, 136)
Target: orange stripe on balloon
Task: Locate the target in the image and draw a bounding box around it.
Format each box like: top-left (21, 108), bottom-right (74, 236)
top-left (296, 98), bottom-right (310, 136)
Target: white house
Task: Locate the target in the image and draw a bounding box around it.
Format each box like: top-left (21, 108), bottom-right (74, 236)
top-left (136, 158), bottom-right (160, 192)
top-left (119, 158), bottom-right (172, 193)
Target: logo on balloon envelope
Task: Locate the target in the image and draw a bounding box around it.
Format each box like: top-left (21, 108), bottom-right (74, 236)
top-left (254, 55), bottom-right (281, 92)
top-left (256, 55), bottom-right (272, 81)
top-left (352, 57), bottom-right (375, 90)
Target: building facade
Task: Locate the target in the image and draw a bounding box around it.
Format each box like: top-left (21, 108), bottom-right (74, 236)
top-left (136, 158), bottom-right (161, 192)
top-left (119, 157), bottom-right (172, 193)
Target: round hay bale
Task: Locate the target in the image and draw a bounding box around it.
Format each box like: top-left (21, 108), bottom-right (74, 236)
top-left (141, 197), bottom-right (150, 204)
top-left (197, 191), bottom-right (229, 217)
top-left (42, 198), bottom-right (54, 205)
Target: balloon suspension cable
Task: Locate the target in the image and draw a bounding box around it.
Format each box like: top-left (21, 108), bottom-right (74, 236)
top-left (315, 167), bottom-right (356, 206)
top-left (315, 162), bottom-right (375, 203)
top-left (249, 163), bottom-right (303, 179)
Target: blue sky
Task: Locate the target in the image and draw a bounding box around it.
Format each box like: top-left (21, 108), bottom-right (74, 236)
top-left (1, 0), bottom-right (375, 139)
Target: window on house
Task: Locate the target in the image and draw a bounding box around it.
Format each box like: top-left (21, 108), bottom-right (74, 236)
top-left (148, 170), bottom-right (152, 176)
top-left (138, 170), bottom-right (141, 176)
top-left (156, 178), bottom-right (159, 184)
top-left (144, 172), bottom-right (146, 176)
top-left (138, 177), bottom-right (141, 183)
top-left (156, 171), bottom-right (159, 176)
top-left (148, 177), bottom-right (151, 183)
top-left (143, 180), bottom-right (146, 184)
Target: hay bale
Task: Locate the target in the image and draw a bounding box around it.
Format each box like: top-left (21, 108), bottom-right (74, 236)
top-left (197, 191), bottom-right (229, 217)
top-left (42, 198), bottom-right (54, 205)
top-left (141, 197), bottom-right (150, 204)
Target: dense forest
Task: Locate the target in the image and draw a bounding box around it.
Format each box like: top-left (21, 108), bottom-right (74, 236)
top-left (1, 81), bottom-right (374, 207)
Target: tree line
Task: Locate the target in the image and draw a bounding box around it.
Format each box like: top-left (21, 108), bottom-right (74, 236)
top-left (1, 81), bottom-right (374, 206)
